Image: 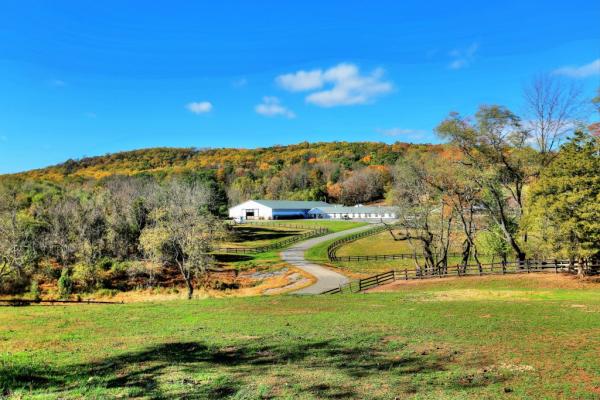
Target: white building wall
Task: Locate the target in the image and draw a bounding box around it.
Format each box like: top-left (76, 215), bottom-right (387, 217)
top-left (228, 201), bottom-right (273, 220)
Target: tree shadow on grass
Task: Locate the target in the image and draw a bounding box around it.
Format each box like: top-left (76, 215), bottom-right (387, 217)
top-left (212, 254), bottom-right (254, 263)
top-left (230, 227), bottom-right (302, 243)
top-left (2, 339), bottom-right (486, 399)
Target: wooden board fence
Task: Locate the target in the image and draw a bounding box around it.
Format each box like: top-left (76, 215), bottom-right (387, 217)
top-left (321, 259), bottom-right (599, 294)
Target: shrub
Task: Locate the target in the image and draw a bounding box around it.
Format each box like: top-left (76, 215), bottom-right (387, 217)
top-left (29, 280), bottom-right (41, 301)
top-left (72, 263), bottom-right (100, 292)
top-left (57, 268), bottom-right (72, 299)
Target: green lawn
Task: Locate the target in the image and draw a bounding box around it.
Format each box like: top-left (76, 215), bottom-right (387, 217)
top-left (330, 229), bottom-right (505, 275)
top-left (336, 229), bottom-right (414, 256)
top-left (2, 276), bottom-right (599, 399)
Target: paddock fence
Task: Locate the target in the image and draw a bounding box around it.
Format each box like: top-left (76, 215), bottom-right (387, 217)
top-left (321, 259), bottom-right (599, 294)
top-left (214, 227), bottom-right (330, 254)
top-left (327, 224), bottom-right (389, 261)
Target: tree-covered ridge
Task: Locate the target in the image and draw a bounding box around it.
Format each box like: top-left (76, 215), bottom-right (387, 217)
top-left (5, 141), bottom-right (445, 207)
top-left (10, 141), bottom-right (435, 181)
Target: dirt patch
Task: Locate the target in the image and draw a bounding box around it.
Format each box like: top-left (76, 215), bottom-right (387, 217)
top-left (263, 272), bottom-right (312, 295)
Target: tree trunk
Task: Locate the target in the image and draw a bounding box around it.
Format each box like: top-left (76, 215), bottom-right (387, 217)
top-left (186, 279), bottom-right (194, 300)
top-left (577, 258), bottom-right (586, 277)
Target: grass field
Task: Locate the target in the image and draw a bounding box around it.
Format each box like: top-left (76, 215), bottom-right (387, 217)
top-left (328, 229), bottom-right (505, 276)
top-left (2, 275), bottom-right (599, 399)
top-left (336, 230), bottom-right (414, 256)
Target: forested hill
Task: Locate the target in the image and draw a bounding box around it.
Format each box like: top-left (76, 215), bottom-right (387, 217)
top-left (4, 141), bottom-right (445, 206)
top-left (10, 141), bottom-right (436, 181)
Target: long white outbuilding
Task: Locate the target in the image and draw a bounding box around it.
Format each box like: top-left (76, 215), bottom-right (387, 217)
top-left (308, 205), bottom-right (398, 220)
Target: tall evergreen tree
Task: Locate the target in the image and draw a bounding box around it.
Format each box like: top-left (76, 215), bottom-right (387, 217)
top-left (530, 131), bottom-right (600, 274)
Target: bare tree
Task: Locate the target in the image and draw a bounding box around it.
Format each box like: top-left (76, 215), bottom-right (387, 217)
top-left (394, 157), bottom-right (453, 275)
top-left (523, 74), bottom-right (585, 165)
top-left (140, 180), bottom-right (227, 299)
top-left (0, 182), bottom-right (36, 285)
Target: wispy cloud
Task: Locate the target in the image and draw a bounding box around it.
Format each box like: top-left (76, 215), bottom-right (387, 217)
top-left (448, 43), bottom-right (479, 70)
top-left (255, 96), bottom-right (295, 118)
top-left (186, 101), bottom-right (213, 114)
top-left (276, 63), bottom-right (393, 107)
top-left (48, 79), bottom-right (66, 87)
top-left (554, 59), bottom-right (600, 78)
top-left (378, 127), bottom-right (427, 138)
top-left (232, 77), bottom-right (248, 88)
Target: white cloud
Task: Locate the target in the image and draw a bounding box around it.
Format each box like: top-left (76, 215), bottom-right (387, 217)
top-left (276, 63), bottom-right (393, 107)
top-left (255, 96), bottom-right (295, 118)
top-left (186, 101), bottom-right (213, 114)
top-left (379, 128), bottom-right (426, 137)
top-left (554, 59), bottom-right (600, 78)
top-left (448, 43), bottom-right (479, 70)
top-left (276, 70), bottom-right (324, 92)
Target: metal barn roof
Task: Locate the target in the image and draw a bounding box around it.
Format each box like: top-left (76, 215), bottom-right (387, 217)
top-left (308, 206), bottom-right (397, 214)
top-left (251, 200), bottom-right (330, 209)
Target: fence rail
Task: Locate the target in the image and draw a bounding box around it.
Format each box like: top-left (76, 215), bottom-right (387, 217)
top-left (327, 224), bottom-right (389, 261)
top-left (214, 227), bottom-right (330, 254)
top-left (333, 252), bottom-right (472, 262)
top-left (321, 259), bottom-right (599, 294)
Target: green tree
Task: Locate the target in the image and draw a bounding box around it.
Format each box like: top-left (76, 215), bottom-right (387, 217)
top-left (529, 131), bottom-right (600, 275)
top-left (436, 105), bottom-right (537, 261)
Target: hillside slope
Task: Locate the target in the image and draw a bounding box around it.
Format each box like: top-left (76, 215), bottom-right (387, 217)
top-left (3, 141), bottom-right (445, 205)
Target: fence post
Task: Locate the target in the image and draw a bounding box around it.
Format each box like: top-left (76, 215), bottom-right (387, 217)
top-left (404, 269), bottom-right (408, 280)
top-left (502, 261), bottom-right (506, 275)
top-left (526, 259), bottom-right (530, 273)
top-left (554, 259), bottom-right (558, 273)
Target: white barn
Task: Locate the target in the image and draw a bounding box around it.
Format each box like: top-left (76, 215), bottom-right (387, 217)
top-left (308, 205), bottom-right (398, 220)
top-left (228, 200), bottom-right (330, 221)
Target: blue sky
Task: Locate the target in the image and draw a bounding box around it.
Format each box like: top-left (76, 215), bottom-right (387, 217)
top-left (1, 1), bottom-right (599, 173)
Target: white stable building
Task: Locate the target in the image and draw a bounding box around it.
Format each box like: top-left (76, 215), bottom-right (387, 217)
top-left (308, 205), bottom-right (398, 220)
top-left (228, 200), bottom-right (330, 221)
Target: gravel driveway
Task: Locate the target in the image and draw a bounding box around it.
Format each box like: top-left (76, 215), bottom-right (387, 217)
top-left (280, 225), bottom-right (374, 294)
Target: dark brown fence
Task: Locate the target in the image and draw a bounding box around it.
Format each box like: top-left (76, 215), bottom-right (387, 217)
top-left (333, 252), bottom-right (470, 262)
top-left (321, 259), bottom-right (599, 294)
top-left (327, 225), bottom-right (388, 261)
top-left (214, 227), bottom-right (330, 254)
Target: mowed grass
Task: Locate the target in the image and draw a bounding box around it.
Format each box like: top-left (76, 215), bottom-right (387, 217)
top-left (330, 229), bottom-right (506, 276)
top-left (336, 230), bottom-right (414, 256)
top-left (2, 276), bottom-right (600, 399)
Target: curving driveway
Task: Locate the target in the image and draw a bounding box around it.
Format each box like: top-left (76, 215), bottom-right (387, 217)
top-left (280, 225), bottom-right (374, 294)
